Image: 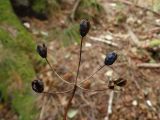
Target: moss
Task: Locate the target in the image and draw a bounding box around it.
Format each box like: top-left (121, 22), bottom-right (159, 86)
top-left (0, 0), bottom-right (37, 120)
top-left (0, 0), bottom-right (35, 52)
top-left (32, 0), bottom-right (47, 16)
top-left (153, 0), bottom-right (160, 12)
top-left (12, 93), bottom-right (37, 120)
top-left (149, 39), bottom-right (160, 47)
top-left (76, 0), bottom-right (104, 20)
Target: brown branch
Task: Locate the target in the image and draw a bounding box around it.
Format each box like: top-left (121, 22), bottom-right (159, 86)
top-left (63, 37), bottom-right (84, 120)
top-left (88, 36), bottom-right (119, 48)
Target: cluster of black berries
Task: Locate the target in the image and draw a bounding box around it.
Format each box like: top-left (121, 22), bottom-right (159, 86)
top-left (31, 19), bottom-right (123, 93)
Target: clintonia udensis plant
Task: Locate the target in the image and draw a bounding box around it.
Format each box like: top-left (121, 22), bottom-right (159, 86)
top-left (32, 19), bottom-right (126, 120)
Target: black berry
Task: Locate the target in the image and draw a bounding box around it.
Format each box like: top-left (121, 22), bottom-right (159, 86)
top-left (37, 44), bottom-right (47, 58)
top-left (80, 19), bottom-right (90, 37)
top-left (104, 52), bottom-right (117, 65)
top-left (32, 79), bottom-right (44, 93)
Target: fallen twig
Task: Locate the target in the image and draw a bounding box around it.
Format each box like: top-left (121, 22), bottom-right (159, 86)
top-left (88, 36), bottom-right (119, 47)
top-left (124, 24), bottom-right (142, 47)
top-left (137, 63), bottom-right (160, 68)
top-left (104, 90), bottom-right (114, 120)
top-left (125, 24), bottom-right (160, 49)
top-left (111, 0), bottom-right (160, 17)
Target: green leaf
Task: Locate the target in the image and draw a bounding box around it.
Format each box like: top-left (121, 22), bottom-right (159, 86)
top-left (67, 109), bottom-right (78, 119)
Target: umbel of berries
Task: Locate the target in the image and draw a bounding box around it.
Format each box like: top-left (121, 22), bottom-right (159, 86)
top-left (32, 79), bottom-right (44, 93)
top-left (80, 19), bottom-right (90, 37)
top-left (37, 44), bottom-right (47, 58)
top-left (104, 52), bottom-right (117, 65)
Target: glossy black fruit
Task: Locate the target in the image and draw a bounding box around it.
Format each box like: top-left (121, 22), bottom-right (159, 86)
top-left (37, 44), bottom-right (47, 58)
top-left (80, 19), bottom-right (90, 37)
top-left (32, 79), bottom-right (44, 93)
top-left (104, 52), bottom-right (117, 65)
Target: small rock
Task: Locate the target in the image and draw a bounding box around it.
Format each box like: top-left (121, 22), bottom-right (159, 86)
top-left (104, 34), bottom-right (113, 40)
top-left (101, 54), bottom-right (106, 60)
top-left (155, 19), bottom-right (160, 25)
top-left (109, 3), bottom-right (117, 7)
top-left (23, 22), bottom-right (30, 29)
top-left (40, 31), bottom-right (48, 36)
top-left (105, 70), bottom-right (113, 77)
top-left (132, 100), bottom-right (138, 106)
top-left (146, 100), bottom-right (152, 107)
top-left (85, 42), bottom-right (92, 47)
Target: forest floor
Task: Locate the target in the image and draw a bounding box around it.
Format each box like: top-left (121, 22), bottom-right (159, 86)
top-left (1, 0), bottom-right (160, 120)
